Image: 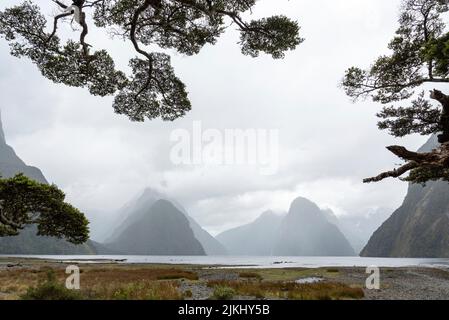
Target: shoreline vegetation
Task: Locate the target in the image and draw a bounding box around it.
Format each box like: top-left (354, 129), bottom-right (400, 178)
top-left (1, 258), bottom-right (449, 300)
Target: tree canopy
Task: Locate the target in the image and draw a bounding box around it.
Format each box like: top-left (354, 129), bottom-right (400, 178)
top-left (0, 174), bottom-right (89, 244)
top-left (342, 0), bottom-right (449, 184)
top-left (0, 0), bottom-right (303, 122)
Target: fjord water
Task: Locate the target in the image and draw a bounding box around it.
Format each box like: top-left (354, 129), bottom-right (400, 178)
top-left (2, 256), bottom-right (449, 269)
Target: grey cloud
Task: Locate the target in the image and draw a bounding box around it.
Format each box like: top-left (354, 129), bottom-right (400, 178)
top-left (0, 0), bottom-right (426, 235)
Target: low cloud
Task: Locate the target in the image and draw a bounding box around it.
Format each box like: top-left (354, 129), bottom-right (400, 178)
top-left (0, 0), bottom-right (427, 235)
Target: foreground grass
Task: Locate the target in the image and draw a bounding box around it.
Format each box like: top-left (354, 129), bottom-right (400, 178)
top-left (0, 263), bottom-right (363, 300)
top-left (0, 266), bottom-right (196, 300)
top-left (207, 280), bottom-right (364, 300)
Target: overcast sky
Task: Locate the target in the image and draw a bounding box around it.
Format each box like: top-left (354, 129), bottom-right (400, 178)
top-left (0, 0), bottom-right (431, 237)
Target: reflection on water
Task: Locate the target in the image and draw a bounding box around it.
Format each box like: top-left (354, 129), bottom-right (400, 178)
top-left (2, 255), bottom-right (449, 269)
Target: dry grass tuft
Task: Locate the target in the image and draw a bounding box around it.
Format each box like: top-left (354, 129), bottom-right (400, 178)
top-left (207, 280), bottom-right (364, 300)
top-left (0, 266), bottom-right (194, 300)
top-left (90, 280), bottom-right (183, 300)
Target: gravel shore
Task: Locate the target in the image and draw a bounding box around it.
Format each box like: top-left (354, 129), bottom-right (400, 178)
top-left (1, 258), bottom-right (449, 300)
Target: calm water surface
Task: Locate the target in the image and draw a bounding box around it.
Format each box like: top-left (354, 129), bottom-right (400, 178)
top-left (2, 255), bottom-right (449, 269)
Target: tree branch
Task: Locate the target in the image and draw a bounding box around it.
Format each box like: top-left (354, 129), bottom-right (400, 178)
top-left (364, 161), bottom-right (419, 183)
top-left (46, 11), bottom-right (74, 44)
top-left (364, 143), bottom-right (449, 183)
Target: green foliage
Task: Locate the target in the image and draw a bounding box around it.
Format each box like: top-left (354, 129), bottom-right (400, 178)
top-left (113, 55), bottom-right (190, 122)
top-left (0, 3), bottom-right (127, 96)
top-left (405, 165), bottom-right (449, 184)
top-left (377, 91), bottom-right (442, 137)
top-left (424, 32), bottom-right (449, 76)
top-left (342, 0), bottom-right (449, 184)
top-left (343, 0), bottom-right (449, 104)
top-left (0, 174), bottom-right (89, 244)
top-left (240, 15), bottom-right (303, 59)
top-left (212, 286), bottom-right (236, 300)
top-left (21, 270), bottom-right (83, 300)
top-left (0, 0), bottom-right (302, 122)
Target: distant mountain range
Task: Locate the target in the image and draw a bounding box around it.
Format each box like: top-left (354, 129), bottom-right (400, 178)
top-left (218, 197), bottom-right (356, 256)
top-left (217, 211), bottom-right (285, 256)
top-left (274, 198), bottom-right (355, 256)
top-left (4, 111), bottom-right (449, 258)
top-left (362, 135), bottom-right (449, 258)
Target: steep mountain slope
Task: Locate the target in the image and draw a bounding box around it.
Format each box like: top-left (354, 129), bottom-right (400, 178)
top-left (362, 136), bottom-right (449, 258)
top-left (0, 112), bottom-right (46, 183)
top-left (273, 198), bottom-right (355, 256)
top-left (323, 208), bottom-right (392, 254)
top-left (216, 211), bottom-right (284, 256)
top-left (107, 200), bottom-right (206, 255)
top-left (188, 217), bottom-right (227, 256)
top-left (106, 188), bottom-right (227, 255)
top-left (0, 111), bottom-right (97, 254)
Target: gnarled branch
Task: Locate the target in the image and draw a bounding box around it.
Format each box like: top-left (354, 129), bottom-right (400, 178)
top-left (364, 142), bottom-right (449, 183)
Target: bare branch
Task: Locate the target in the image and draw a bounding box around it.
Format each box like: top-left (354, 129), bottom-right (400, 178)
top-left (364, 162), bottom-right (419, 183)
top-left (364, 143), bottom-right (449, 183)
top-left (46, 11), bottom-right (73, 44)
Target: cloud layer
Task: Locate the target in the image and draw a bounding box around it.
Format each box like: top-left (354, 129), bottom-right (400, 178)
top-left (0, 0), bottom-right (429, 237)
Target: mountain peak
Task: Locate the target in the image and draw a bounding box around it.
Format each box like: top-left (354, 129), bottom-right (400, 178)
top-left (258, 210), bottom-right (276, 219)
top-left (151, 199), bottom-right (175, 211)
top-left (290, 197), bottom-right (321, 216)
top-left (141, 187), bottom-right (165, 199)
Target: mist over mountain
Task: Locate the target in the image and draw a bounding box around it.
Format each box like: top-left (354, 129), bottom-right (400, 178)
top-left (0, 111), bottom-right (46, 183)
top-left (362, 136), bottom-right (449, 258)
top-left (323, 208), bottom-right (392, 254)
top-left (106, 188), bottom-right (227, 255)
top-left (273, 197), bottom-right (355, 256)
top-left (218, 197), bottom-right (355, 257)
top-left (107, 199), bottom-right (205, 255)
top-left (0, 111), bottom-right (98, 254)
top-left (217, 211), bottom-right (285, 256)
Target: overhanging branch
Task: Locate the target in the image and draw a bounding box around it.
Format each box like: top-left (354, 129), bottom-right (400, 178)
top-left (364, 143), bottom-right (449, 183)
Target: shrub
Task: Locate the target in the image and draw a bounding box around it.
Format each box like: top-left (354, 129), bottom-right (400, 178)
top-left (21, 271), bottom-right (83, 300)
top-left (212, 286), bottom-right (236, 300)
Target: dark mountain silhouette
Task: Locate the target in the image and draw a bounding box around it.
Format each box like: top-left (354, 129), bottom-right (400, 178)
top-left (361, 136), bottom-right (449, 258)
top-left (216, 211), bottom-right (284, 256)
top-left (273, 197), bottom-right (355, 256)
top-left (106, 188), bottom-right (227, 255)
top-left (0, 111), bottom-right (97, 254)
top-left (107, 199), bottom-right (205, 255)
